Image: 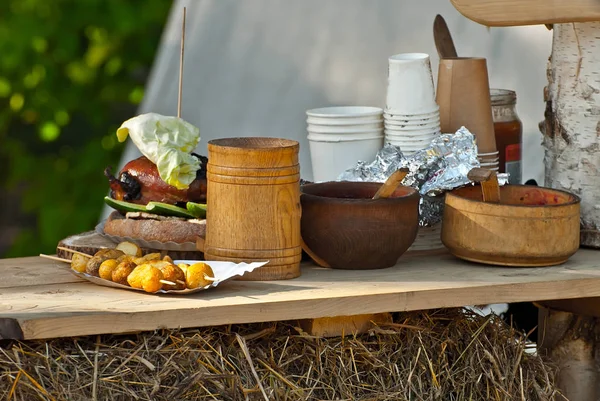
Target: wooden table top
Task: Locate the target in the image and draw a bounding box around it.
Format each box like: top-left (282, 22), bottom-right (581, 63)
top-left (2, 250), bottom-right (600, 340)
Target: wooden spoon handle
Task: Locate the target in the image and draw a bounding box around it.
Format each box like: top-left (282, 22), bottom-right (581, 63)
top-left (467, 168), bottom-right (501, 203)
top-left (373, 168), bottom-right (410, 200)
top-left (433, 14), bottom-right (458, 58)
top-left (301, 239), bottom-right (331, 268)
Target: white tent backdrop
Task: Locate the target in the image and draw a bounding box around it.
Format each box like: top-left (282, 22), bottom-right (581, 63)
top-left (103, 0), bottom-right (551, 220)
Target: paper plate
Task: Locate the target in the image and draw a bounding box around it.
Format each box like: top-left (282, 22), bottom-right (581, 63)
top-left (68, 260), bottom-right (269, 295)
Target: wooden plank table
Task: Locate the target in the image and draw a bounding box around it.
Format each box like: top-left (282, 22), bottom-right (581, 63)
top-left (2, 249), bottom-right (600, 340)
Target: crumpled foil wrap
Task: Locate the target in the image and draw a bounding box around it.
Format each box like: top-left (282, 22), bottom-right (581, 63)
top-left (337, 127), bottom-right (509, 227)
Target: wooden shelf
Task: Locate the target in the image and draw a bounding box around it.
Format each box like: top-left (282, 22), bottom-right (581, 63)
top-left (2, 250), bottom-right (600, 340)
top-left (450, 0), bottom-right (600, 26)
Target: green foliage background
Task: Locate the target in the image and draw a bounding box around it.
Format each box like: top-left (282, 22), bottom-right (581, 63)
top-left (0, 0), bottom-right (172, 257)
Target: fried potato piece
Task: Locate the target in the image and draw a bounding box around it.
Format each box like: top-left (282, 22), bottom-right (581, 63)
top-left (162, 255), bottom-right (174, 264)
top-left (111, 260), bottom-right (137, 285)
top-left (185, 263), bottom-right (215, 289)
top-left (127, 264), bottom-right (164, 293)
top-left (116, 254), bottom-right (136, 263)
top-left (116, 241), bottom-right (143, 257)
top-left (156, 263), bottom-right (185, 290)
top-left (86, 249), bottom-right (125, 276)
top-left (177, 263), bottom-right (189, 274)
top-left (71, 253), bottom-right (90, 273)
top-left (133, 253), bottom-right (162, 265)
top-left (98, 259), bottom-right (119, 281)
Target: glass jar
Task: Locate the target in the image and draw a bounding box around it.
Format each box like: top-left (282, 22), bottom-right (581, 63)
top-left (490, 89), bottom-right (523, 184)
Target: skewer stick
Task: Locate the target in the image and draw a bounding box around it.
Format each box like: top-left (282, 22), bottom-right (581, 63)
top-left (57, 246), bottom-right (92, 258)
top-left (40, 254), bottom-right (71, 263)
top-left (160, 280), bottom-right (177, 286)
top-left (177, 7), bottom-right (186, 118)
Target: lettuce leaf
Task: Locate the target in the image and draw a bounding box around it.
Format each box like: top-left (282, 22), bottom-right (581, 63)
top-left (116, 112), bottom-right (200, 189)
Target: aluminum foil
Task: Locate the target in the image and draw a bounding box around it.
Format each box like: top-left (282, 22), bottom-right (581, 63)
top-left (337, 126), bottom-right (509, 226)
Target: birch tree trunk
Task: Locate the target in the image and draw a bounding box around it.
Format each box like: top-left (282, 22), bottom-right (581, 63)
top-left (541, 22), bottom-right (600, 248)
top-left (538, 306), bottom-right (599, 401)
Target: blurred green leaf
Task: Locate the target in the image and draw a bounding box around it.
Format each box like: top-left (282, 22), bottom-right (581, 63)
top-left (1, 0), bottom-right (173, 257)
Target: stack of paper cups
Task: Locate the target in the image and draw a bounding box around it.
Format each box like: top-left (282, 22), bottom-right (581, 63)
top-left (306, 106), bottom-right (384, 182)
top-left (478, 151), bottom-right (499, 172)
top-left (384, 53), bottom-right (441, 156)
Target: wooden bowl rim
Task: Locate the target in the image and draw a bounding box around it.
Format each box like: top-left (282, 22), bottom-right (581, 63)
top-left (447, 184), bottom-right (581, 208)
top-left (208, 137), bottom-right (298, 150)
top-left (301, 181), bottom-right (419, 203)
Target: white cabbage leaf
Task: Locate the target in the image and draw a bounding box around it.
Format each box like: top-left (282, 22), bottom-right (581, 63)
top-left (116, 112), bottom-right (201, 189)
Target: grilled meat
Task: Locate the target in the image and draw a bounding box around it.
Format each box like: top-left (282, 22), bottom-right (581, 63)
top-left (105, 154), bottom-right (207, 205)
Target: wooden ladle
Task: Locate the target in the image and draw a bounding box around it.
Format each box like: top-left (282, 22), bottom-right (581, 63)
top-left (301, 168), bottom-right (410, 268)
top-left (372, 168), bottom-right (410, 200)
top-left (467, 167), bottom-right (501, 203)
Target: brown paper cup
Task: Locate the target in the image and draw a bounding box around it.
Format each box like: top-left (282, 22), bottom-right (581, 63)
top-left (436, 57), bottom-right (497, 154)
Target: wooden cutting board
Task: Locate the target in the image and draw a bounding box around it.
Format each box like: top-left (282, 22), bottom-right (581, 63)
top-left (57, 231), bottom-right (205, 260)
top-left (450, 0), bottom-right (600, 26)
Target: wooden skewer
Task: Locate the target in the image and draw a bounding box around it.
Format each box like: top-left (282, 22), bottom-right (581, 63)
top-left (177, 6), bottom-right (186, 118)
top-left (204, 275), bottom-right (216, 282)
top-left (40, 254), bottom-right (71, 263)
top-left (56, 246), bottom-right (92, 258)
top-left (160, 280), bottom-right (177, 286)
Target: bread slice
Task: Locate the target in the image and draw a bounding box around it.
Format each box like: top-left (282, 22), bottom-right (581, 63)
top-left (103, 211), bottom-right (205, 244)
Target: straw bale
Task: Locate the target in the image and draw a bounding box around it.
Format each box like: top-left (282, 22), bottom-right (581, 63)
top-left (0, 308), bottom-right (561, 400)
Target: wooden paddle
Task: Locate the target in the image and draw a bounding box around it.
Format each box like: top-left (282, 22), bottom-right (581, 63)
top-left (372, 168), bottom-right (410, 200)
top-left (433, 14), bottom-right (458, 59)
top-left (467, 167), bottom-right (501, 203)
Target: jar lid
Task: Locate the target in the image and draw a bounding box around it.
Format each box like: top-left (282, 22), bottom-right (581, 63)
top-left (490, 89), bottom-right (516, 106)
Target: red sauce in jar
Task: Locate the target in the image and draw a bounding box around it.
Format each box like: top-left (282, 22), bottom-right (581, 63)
top-left (491, 89), bottom-right (523, 184)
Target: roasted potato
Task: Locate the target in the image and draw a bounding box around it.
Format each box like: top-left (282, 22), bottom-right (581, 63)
top-left (162, 255), bottom-right (174, 264)
top-left (111, 260), bottom-right (137, 285)
top-left (86, 249), bottom-right (125, 276)
top-left (156, 263), bottom-right (185, 290)
top-left (133, 252), bottom-right (161, 265)
top-left (116, 241), bottom-right (143, 257)
top-left (116, 254), bottom-right (136, 264)
top-left (177, 263), bottom-right (190, 274)
top-left (127, 264), bottom-right (164, 293)
top-left (185, 262), bottom-right (215, 289)
top-left (71, 253), bottom-right (90, 273)
top-left (98, 259), bottom-right (120, 281)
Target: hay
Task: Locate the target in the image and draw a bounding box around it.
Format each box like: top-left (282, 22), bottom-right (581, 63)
top-left (0, 308), bottom-right (560, 401)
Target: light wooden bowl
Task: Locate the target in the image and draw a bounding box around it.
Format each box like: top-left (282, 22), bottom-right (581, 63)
top-left (441, 184), bottom-right (580, 267)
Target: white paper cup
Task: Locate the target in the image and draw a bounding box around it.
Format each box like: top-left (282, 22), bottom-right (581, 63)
top-left (307, 116), bottom-right (383, 126)
top-left (385, 130), bottom-right (438, 139)
top-left (386, 53), bottom-right (437, 114)
top-left (385, 134), bottom-right (437, 143)
top-left (386, 140), bottom-right (431, 151)
top-left (384, 107), bottom-right (439, 120)
top-left (307, 106), bottom-right (383, 119)
top-left (478, 155), bottom-right (500, 162)
top-left (383, 114), bottom-right (440, 124)
top-left (385, 127), bottom-right (440, 136)
top-left (384, 120), bottom-right (440, 130)
top-left (308, 131), bottom-right (384, 142)
top-left (307, 123), bottom-right (383, 133)
top-left (308, 133), bottom-right (384, 182)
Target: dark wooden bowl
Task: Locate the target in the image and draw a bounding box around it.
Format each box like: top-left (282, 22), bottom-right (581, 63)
top-left (300, 181), bottom-right (420, 269)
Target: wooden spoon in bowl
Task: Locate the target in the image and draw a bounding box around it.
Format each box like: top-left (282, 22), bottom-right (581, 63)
top-left (372, 168), bottom-right (410, 200)
top-left (301, 168), bottom-right (410, 268)
top-left (467, 167), bottom-right (501, 203)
